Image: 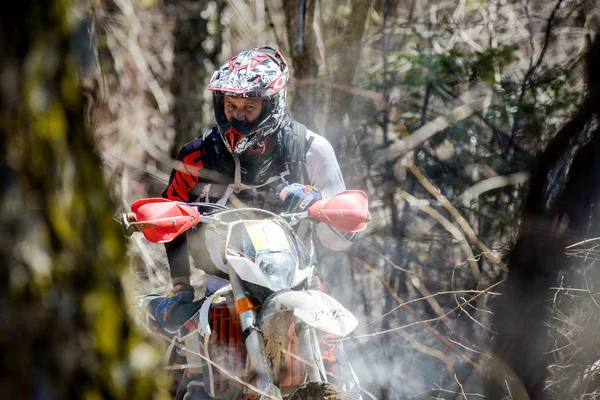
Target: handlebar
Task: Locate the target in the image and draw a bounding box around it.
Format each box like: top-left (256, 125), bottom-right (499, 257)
top-left (120, 190), bottom-right (369, 243)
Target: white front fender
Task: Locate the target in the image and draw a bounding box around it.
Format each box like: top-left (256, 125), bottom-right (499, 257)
top-left (264, 290), bottom-right (358, 337)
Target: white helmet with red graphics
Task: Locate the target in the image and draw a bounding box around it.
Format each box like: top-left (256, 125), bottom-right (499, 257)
top-left (208, 46), bottom-right (289, 156)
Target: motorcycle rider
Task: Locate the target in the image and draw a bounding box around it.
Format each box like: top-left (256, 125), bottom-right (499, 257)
top-left (156, 45), bottom-right (360, 398)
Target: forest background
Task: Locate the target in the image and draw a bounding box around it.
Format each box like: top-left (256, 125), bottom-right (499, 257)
top-left (2, 0), bottom-right (600, 399)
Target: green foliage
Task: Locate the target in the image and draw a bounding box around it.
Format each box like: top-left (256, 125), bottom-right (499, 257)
top-left (376, 42), bottom-right (520, 93)
top-left (358, 25), bottom-right (580, 281)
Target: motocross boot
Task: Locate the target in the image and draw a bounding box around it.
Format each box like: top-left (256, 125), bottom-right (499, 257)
top-left (179, 372), bottom-right (211, 400)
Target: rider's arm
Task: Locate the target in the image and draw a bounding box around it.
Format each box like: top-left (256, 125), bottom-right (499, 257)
top-left (162, 137), bottom-right (207, 281)
top-left (162, 138), bottom-right (206, 202)
top-left (304, 130), bottom-right (356, 251)
top-left (164, 235), bottom-right (190, 280)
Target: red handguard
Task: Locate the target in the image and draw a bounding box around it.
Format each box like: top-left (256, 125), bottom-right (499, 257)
top-left (308, 190), bottom-right (369, 233)
top-left (130, 198), bottom-right (201, 243)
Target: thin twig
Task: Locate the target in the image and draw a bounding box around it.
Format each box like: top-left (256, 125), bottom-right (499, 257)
top-left (396, 120), bottom-right (506, 273)
top-left (345, 269), bottom-right (503, 345)
top-left (367, 288), bottom-right (500, 327)
top-left (408, 165), bottom-right (506, 272)
top-left (451, 261), bottom-right (496, 334)
top-left (419, 383), bottom-right (486, 398)
top-left (397, 328), bottom-right (456, 379)
top-left (454, 373), bottom-right (468, 399)
top-left (348, 254), bottom-right (489, 376)
top-left (448, 338), bottom-right (493, 359)
top-left (398, 189), bottom-right (481, 280)
top-left (565, 237), bottom-right (600, 249)
top-left (394, 369), bottom-right (427, 397)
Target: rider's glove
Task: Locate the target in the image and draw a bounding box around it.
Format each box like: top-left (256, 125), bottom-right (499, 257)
top-left (154, 281), bottom-right (195, 328)
top-left (278, 183), bottom-right (322, 213)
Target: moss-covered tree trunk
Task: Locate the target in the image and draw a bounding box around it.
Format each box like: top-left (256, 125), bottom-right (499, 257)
top-left (0, 1), bottom-right (165, 398)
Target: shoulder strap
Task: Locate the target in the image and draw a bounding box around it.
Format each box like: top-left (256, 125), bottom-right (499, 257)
top-left (285, 121), bottom-right (310, 184)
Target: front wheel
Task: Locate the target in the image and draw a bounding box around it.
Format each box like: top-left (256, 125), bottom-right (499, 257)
top-left (288, 382), bottom-right (349, 400)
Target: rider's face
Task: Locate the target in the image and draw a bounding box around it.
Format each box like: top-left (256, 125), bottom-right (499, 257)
top-left (224, 97), bottom-right (264, 124)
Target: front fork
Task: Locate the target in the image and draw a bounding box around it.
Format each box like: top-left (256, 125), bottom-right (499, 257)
top-left (228, 264), bottom-right (282, 399)
top-left (296, 324), bottom-right (328, 383)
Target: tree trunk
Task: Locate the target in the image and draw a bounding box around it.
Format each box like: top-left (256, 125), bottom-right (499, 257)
top-left (0, 1), bottom-right (162, 398)
top-left (325, 0), bottom-right (373, 153)
top-left (163, 0), bottom-right (226, 158)
top-left (283, 0), bottom-right (318, 130)
top-left (485, 29), bottom-right (600, 400)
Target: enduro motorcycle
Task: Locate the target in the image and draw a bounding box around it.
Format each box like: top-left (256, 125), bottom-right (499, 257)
top-left (120, 190), bottom-right (370, 399)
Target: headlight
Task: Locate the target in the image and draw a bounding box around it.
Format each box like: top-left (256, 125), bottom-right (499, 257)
top-left (256, 251), bottom-right (296, 291)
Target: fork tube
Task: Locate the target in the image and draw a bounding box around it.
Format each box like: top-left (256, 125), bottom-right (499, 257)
top-left (296, 325), bottom-right (328, 382)
top-left (228, 265), bottom-right (281, 399)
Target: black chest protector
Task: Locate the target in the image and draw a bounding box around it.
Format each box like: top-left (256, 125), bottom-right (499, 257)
top-left (191, 120), bottom-right (310, 211)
